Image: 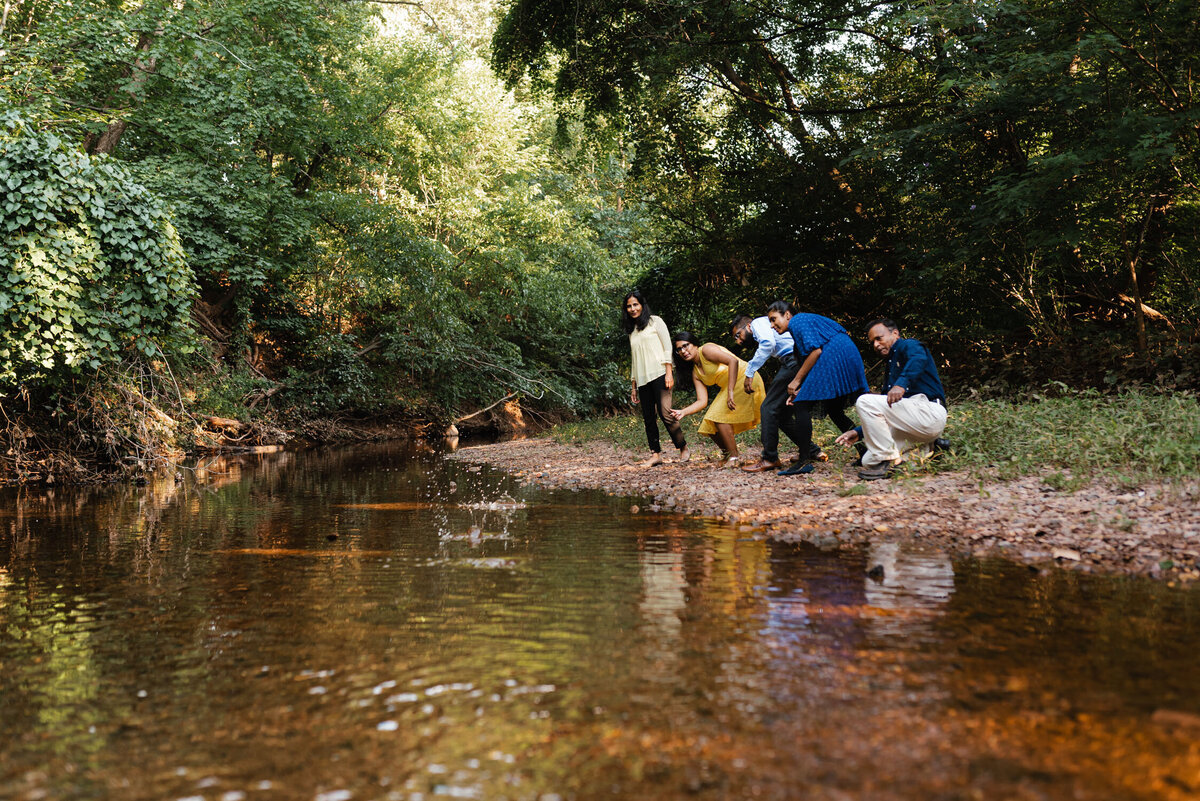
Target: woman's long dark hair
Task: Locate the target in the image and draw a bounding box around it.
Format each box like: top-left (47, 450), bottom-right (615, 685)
top-left (767, 300), bottom-right (794, 317)
top-left (621, 289), bottom-right (653, 335)
top-left (671, 330), bottom-right (701, 385)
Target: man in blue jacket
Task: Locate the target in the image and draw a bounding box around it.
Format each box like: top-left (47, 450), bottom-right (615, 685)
top-left (835, 319), bottom-right (947, 480)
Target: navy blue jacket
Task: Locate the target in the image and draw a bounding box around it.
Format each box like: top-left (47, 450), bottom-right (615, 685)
top-left (883, 338), bottom-right (945, 406)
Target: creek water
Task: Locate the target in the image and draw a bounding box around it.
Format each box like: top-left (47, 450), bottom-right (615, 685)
top-left (2, 442), bottom-right (1199, 801)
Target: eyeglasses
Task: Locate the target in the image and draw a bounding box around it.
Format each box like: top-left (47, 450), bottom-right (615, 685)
top-left (674, 344), bottom-right (690, 353)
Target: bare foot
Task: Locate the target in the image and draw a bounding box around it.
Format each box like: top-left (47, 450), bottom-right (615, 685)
top-left (678, 447), bottom-right (691, 463)
top-left (641, 454), bottom-right (663, 467)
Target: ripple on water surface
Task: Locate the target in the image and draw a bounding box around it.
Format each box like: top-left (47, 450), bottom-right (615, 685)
top-left (1, 442), bottom-right (1199, 801)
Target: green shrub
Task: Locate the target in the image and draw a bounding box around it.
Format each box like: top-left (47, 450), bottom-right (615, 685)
top-left (0, 114), bottom-right (195, 386)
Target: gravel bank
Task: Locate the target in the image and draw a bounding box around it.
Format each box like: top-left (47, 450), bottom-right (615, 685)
top-left (448, 438), bottom-right (1200, 580)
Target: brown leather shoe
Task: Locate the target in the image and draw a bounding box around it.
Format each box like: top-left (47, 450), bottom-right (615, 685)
top-left (741, 459), bottom-right (783, 473)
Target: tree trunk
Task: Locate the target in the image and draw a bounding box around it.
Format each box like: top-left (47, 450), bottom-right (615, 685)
top-left (1120, 199), bottom-right (1159, 353)
top-left (90, 121), bottom-right (129, 155)
top-left (293, 142), bottom-right (333, 195)
top-left (1127, 257), bottom-right (1148, 353)
top-left (86, 31), bottom-right (159, 155)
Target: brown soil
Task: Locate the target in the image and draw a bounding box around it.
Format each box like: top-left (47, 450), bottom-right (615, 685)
top-left (448, 438), bottom-right (1200, 581)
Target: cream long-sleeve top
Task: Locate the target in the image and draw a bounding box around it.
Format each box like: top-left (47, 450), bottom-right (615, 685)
top-left (628, 315), bottom-right (673, 388)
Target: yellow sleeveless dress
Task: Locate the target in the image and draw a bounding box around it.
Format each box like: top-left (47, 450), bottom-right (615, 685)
top-left (694, 347), bottom-right (766, 435)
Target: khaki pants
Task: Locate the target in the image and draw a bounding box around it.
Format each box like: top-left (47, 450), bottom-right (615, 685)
top-left (856, 393), bottom-right (947, 467)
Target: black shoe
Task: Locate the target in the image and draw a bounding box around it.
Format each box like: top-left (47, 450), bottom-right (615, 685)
top-left (857, 462), bottom-right (896, 481)
top-left (778, 462), bottom-right (814, 476)
top-left (933, 437), bottom-right (951, 453)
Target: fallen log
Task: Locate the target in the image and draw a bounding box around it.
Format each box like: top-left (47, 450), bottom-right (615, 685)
top-left (200, 414), bottom-right (245, 432)
top-left (446, 392), bottom-right (518, 436)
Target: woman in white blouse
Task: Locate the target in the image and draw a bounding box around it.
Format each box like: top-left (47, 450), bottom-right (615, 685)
top-left (622, 290), bottom-right (690, 466)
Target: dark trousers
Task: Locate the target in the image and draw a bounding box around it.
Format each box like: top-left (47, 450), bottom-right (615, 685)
top-left (760, 358), bottom-right (804, 462)
top-left (637, 374), bottom-right (686, 453)
top-left (792, 394), bottom-right (861, 458)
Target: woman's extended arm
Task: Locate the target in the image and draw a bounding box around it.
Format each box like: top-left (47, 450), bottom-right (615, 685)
top-left (785, 347), bottom-right (823, 404)
top-left (669, 376), bottom-right (709, 421)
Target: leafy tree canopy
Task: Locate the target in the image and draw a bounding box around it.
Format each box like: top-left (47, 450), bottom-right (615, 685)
top-left (493, 0), bottom-right (1200, 372)
top-left (1, 0), bottom-right (650, 419)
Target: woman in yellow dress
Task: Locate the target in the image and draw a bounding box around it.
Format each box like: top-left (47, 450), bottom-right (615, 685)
top-left (668, 331), bottom-right (766, 466)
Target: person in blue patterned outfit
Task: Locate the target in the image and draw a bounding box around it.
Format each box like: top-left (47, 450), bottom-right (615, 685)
top-left (835, 318), bottom-right (947, 480)
top-left (766, 301), bottom-right (869, 476)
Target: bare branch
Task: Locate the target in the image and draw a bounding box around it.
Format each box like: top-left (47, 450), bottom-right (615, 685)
top-left (1076, 1), bottom-right (1183, 110)
top-left (453, 393), bottom-right (517, 424)
top-left (182, 31), bottom-right (254, 69)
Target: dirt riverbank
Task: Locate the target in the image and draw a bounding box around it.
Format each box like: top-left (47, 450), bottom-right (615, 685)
top-left (448, 438), bottom-right (1200, 580)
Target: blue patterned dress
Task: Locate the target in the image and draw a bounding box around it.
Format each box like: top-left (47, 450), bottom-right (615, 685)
top-left (787, 313), bottom-right (869, 403)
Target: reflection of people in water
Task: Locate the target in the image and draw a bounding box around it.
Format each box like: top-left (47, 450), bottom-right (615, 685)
top-left (638, 548), bottom-right (686, 644)
top-left (863, 543), bottom-right (955, 637)
top-left (762, 541), bottom-right (869, 657)
top-left (758, 542), bottom-right (956, 655)
top-left (631, 523), bottom-right (773, 706)
top-left (864, 543), bottom-right (954, 609)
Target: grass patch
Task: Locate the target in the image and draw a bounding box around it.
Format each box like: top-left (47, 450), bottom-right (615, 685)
top-left (940, 387), bottom-right (1200, 485)
top-left (549, 387), bottom-right (1200, 486)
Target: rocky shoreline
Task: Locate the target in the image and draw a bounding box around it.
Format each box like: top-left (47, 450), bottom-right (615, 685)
top-left (448, 437), bottom-right (1200, 581)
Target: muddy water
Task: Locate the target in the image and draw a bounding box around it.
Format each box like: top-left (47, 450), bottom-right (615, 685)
top-left (2, 443), bottom-right (1199, 801)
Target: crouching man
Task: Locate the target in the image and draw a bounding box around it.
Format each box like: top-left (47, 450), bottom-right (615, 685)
top-left (835, 319), bottom-right (947, 480)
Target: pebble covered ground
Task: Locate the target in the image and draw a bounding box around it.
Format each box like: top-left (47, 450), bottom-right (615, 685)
top-left (449, 438), bottom-right (1200, 581)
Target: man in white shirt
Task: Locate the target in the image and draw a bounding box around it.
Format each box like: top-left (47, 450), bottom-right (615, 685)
top-left (731, 311), bottom-right (809, 472)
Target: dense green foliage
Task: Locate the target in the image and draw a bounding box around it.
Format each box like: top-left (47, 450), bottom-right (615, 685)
top-left (1, 0), bottom-right (644, 434)
top-left (0, 117), bottom-right (193, 384)
top-left (494, 0), bottom-right (1200, 378)
top-left (2, 0), bottom-right (1198, 481)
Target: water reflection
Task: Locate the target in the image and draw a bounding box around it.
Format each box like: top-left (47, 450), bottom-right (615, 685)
top-left (863, 543), bottom-right (955, 639)
top-left (638, 548), bottom-right (685, 643)
top-left (2, 443), bottom-right (1199, 801)
top-left (864, 543), bottom-right (955, 610)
